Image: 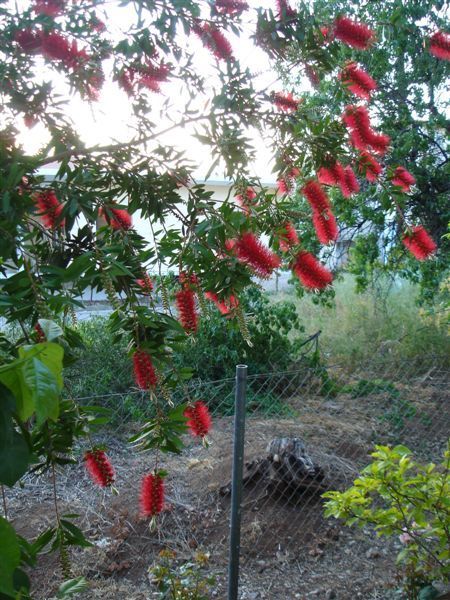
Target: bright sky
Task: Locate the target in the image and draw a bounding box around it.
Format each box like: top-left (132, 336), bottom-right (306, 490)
top-left (14, 0), bottom-right (312, 181)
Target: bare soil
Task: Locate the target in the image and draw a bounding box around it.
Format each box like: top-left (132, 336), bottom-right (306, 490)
top-left (5, 373), bottom-right (449, 599)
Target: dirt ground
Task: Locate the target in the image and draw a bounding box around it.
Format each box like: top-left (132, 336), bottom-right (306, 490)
top-left (5, 372), bottom-right (449, 599)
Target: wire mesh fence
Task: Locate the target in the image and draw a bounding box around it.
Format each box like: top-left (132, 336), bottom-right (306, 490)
top-left (5, 359), bottom-right (449, 599)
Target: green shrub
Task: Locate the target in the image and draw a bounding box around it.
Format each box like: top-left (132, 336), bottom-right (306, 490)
top-left (323, 443), bottom-right (450, 599)
top-left (64, 316), bottom-right (133, 398)
top-left (174, 287), bottom-right (306, 381)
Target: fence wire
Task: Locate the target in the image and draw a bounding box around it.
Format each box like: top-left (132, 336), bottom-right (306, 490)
top-left (5, 360), bottom-right (449, 600)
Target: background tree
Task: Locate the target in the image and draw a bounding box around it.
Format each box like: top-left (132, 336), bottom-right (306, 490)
top-left (278, 0), bottom-right (449, 302)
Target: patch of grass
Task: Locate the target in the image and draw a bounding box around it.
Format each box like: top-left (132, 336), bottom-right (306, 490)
top-left (272, 274), bottom-right (449, 374)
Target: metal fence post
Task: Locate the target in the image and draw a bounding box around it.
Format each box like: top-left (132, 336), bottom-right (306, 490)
top-left (227, 364), bottom-right (248, 600)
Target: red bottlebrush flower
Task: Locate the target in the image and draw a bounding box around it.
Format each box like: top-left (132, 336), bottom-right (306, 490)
top-left (342, 104), bottom-right (370, 130)
top-left (84, 450), bottom-right (115, 487)
top-left (334, 16), bottom-right (375, 50)
top-left (272, 92), bottom-right (301, 112)
top-left (429, 31), bottom-right (450, 61)
top-left (292, 251), bottom-right (333, 290)
top-left (275, 0), bottom-right (296, 19)
top-left (236, 187), bottom-right (257, 214)
top-left (24, 114), bottom-right (39, 128)
top-left (41, 31), bottom-right (71, 62)
top-left (137, 62), bottom-right (171, 93)
top-left (100, 206), bottom-right (132, 230)
top-left (305, 64), bottom-right (320, 87)
top-left (278, 221), bottom-right (299, 252)
top-left (235, 232), bottom-right (281, 278)
top-left (391, 166), bottom-right (416, 192)
top-left (277, 178), bottom-right (290, 195)
top-left (133, 349), bottom-right (158, 389)
top-left (194, 23), bottom-right (233, 61)
top-left (179, 272), bottom-right (199, 289)
top-left (140, 473), bottom-right (164, 517)
top-left (224, 238), bottom-right (236, 252)
top-left (14, 29), bottom-right (42, 54)
top-left (118, 68), bottom-right (136, 96)
top-left (205, 292), bottom-right (239, 315)
top-left (358, 151), bottom-right (383, 182)
top-left (319, 26), bottom-right (330, 40)
top-left (342, 165), bottom-right (360, 197)
top-left (366, 131), bottom-right (390, 155)
top-left (340, 62), bottom-right (377, 100)
top-left (33, 0), bottom-right (65, 16)
top-left (302, 180), bottom-right (331, 213)
top-left (34, 323), bottom-right (46, 343)
top-left (402, 226), bottom-right (437, 261)
top-left (317, 161), bottom-right (346, 187)
top-left (136, 274), bottom-right (154, 295)
top-left (184, 401), bottom-right (212, 438)
top-left (312, 210), bottom-right (339, 245)
top-left (215, 0), bottom-right (248, 14)
top-left (176, 288), bottom-right (198, 333)
top-left (34, 190), bottom-right (65, 229)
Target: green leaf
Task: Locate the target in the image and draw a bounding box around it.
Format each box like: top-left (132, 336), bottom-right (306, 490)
top-left (0, 428), bottom-right (30, 487)
top-left (56, 576), bottom-right (88, 598)
top-left (37, 319), bottom-right (63, 342)
top-left (0, 517), bottom-right (21, 596)
top-left (20, 357), bottom-right (60, 425)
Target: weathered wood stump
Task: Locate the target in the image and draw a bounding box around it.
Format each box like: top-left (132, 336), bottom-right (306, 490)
top-left (220, 437), bottom-right (326, 499)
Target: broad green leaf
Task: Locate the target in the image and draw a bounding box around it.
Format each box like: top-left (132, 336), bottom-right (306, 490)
top-left (20, 357), bottom-right (60, 425)
top-left (0, 517), bottom-right (21, 596)
top-left (19, 343), bottom-right (64, 390)
top-left (57, 577), bottom-right (88, 598)
top-left (0, 428), bottom-right (30, 487)
top-left (37, 319), bottom-right (63, 342)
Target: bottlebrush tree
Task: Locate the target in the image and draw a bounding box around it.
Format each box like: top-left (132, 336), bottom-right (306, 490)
top-left (0, 0), bottom-right (447, 596)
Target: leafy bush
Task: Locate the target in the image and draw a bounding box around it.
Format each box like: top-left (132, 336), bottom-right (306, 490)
top-left (323, 444), bottom-right (450, 599)
top-left (150, 549), bottom-right (215, 599)
top-left (64, 317), bottom-right (133, 398)
top-left (174, 287), bottom-right (306, 381)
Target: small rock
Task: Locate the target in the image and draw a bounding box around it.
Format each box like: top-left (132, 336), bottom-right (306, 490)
top-left (365, 548), bottom-right (381, 559)
top-left (247, 593), bottom-right (260, 600)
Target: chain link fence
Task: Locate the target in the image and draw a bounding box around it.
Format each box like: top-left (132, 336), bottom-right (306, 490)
top-left (5, 358), bottom-right (449, 599)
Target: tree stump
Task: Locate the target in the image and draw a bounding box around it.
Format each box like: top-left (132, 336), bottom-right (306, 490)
top-left (220, 437), bottom-right (326, 499)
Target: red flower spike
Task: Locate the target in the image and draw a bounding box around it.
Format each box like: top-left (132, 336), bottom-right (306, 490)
top-left (302, 181), bottom-right (331, 213)
top-left (140, 473), bottom-right (164, 517)
top-left (292, 251), bottom-right (333, 290)
top-left (205, 292), bottom-right (239, 315)
top-left (305, 64), bottom-right (320, 87)
top-left (391, 167), bottom-right (416, 192)
top-left (215, 0), bottom-right (248, 14)
top-left (41, 32), bottom-right (72, 62)
top-left (184, 401), bottom-right (212, 438)
top-left (101, 206), bottom-right (132, 230)
top-left (33, 0), bottom-right (66, 16)
top-left (176, 288), bottom-right (198, 333)
top-left (317, 161), bottom-right (346, 187)
top-left (194, 23), bottom-right (233, 61)
top-left (277, 178), bottom-right (290, 195)
top-left (14, 29), bottom-right (42, 54)
top-left (340, 62), bottom-right (377, 100)
top-left (429, 31), bottom-right (450, 61)
top-left (118, 68), bottom-right (136, 96)
top-left (358, 151), bottom-right (383, 182)
top-left (34, 190), bottom-right (65, 229)
top-left (236, 187), bottom-right (257, 214)
top-left (366, 131), bottom-right (390, 155)
top-left (84, 450), bottom-right (115, 487)
top-left (133, 349), bottom-right (158, 389)
top-left (235, 232), bottom-right (281, 279)
top-left (136, 274), bottom-right (154, 295)
top-left (34, 323), bottom-right (46, 343)
top-left (402, 226), bottom-right (437, 261)
top-left (334, 16), bottom-right (375, 50)
top-left (272, 92), bottom-right (301, 112)
top-left (342, 165), bottom-right (360, 197)
top-left (275, 0), bottom-right (296, 19)
top-left (312, 210), bottom-right (339, 245)
top-left (278, 222), bottom-right (300, 252)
